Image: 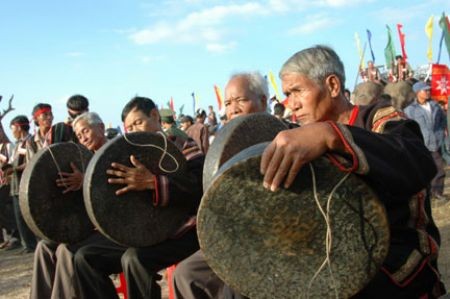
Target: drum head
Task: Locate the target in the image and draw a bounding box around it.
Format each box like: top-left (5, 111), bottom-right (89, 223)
top-left (197, 143), bottom-right (390, 299)
top-left (83, 131), bottom-right (189, 247)
top-left (19, 142), bottom-right (94, 244)
top-left (203, 113), bottom-right (287, 191)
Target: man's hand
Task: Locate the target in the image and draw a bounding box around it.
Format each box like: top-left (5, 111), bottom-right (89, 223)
top-left (107, 155), bottom-right (155, 196)
top-left (260, 122), bottom-right (342, 192)
top-left (56, 162), bottom-right (84, 194)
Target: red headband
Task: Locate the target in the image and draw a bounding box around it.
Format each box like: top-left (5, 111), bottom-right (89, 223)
top-left (33, 107), bottom-right (52, 119)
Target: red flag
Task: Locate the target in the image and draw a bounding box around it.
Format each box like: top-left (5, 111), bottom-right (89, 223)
top-left (169, 97), bottom-right (175, 111)
top-left (213, 85), bottom-right (223, 110)
top-left (397, 24), bottom-right (408, 61)
top-left (431, 64), bottom-right (450, 103)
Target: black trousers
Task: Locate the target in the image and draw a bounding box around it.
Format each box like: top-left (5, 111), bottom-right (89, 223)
top-left (74, 229), bottom-right (199, 299)
top-left (430, 150), bottom-right (446, 196)
top-left (12, 195), bottom-right (37, 250)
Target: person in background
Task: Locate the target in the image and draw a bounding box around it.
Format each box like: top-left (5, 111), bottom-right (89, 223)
top-left (7, 115), bottom-right (37, 253)
top-left (66, 94), bottom-right (89, 125)
top-left (404, 81), bottom-right (448, 204)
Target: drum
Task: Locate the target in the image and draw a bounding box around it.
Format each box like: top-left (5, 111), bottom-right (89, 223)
top-left (197, 143), bottom-right (390, 299)
top-left (19, 142), bottom-right (94, 244)
top-left (203, 113), bottom-right (288, 191)
top-left (83, 131), bottom-right (190, 247)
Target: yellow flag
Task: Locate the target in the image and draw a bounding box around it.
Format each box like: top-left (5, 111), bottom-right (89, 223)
top-left (268, 71), bottom-right (282, 100)
top-left (425, 15), bottom-right (434, 62)
top-left (355, 32), bottom-right (365, 69)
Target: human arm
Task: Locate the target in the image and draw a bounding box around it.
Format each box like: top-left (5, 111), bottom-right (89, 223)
top-left (261, 118), bottom-right (435, 197)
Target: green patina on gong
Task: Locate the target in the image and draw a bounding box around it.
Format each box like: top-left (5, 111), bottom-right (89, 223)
top-left (197, 143), bottom-right (390, 299)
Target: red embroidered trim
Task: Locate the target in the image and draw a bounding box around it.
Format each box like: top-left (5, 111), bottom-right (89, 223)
top-left (325, 121), bottom-right (359, 172)
top-left (372, 111), bottom-right (403, 131)
top-left (153, 176), bottom-right (159, 206)
top-left (348, 105), bottom-right (359, 126)
top-left (380, 257), bottom-right (429, 288)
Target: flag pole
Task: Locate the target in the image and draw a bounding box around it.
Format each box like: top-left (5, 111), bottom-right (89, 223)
top-left (353, 42), bottom-right (367, 91)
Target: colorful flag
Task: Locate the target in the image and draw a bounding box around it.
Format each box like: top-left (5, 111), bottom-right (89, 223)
top-left (191, 92), bottom-right (196, 115)
top-left (438, 12), bottom-right (450, 61)
top-left (213, 85), bottom-right (224, 110)
top-left (397, 24), bottom-right (408, 61)
top-left (355, 32), bottom-right (365, 69)
top-left (431, 64), bottom-right (450, 103)
top-left (384, 25), bottom-right (396, 69)
top-left (425, 15), bottom-right (434, 62)
top-left (169, 97), bottom-right (174, 112)
top-left (268, 71), bottom-right (282, 101)
top-left (366, 29), bottom-right (375, 62)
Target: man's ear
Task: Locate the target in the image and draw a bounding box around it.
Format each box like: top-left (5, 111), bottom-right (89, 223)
top-left (150, 108), bottom-right (160, 122)
top-left (325, 75), bottom-right (342, 98)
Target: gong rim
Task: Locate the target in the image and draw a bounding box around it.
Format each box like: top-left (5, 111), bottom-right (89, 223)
top-left (19, 142), bottom-right (94, 244)
top-left (83, 131), bottom-right (190, 247)
top-left (202, 113), bottom-right (288, 192)
top-left (197, 144), bottom-right (390, 299)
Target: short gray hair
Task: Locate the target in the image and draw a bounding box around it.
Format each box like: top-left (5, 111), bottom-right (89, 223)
top-left (229, 71), bottom-right (269, 101)
top-left (72, 112), bottom-right (104, 128)
top-left (279, 45), bottom-right (346, 91)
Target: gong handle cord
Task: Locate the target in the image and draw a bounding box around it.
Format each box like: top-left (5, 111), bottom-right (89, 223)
top-left (306, 163), bottom-right (351, 299)
top-left (122, 131), bottom-right (180, 173)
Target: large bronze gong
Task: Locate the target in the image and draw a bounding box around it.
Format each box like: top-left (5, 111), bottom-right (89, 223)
top-left (19, 142), bottom-right (94, 244)
top-left (197, 143), bottom-right (390, 299)
top-left (83, 131), bottom-right (190, 247)
top-left (203, 113), bottom-right (288, 191)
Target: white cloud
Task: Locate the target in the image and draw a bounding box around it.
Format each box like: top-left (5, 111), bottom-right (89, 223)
top-left (206, 41), bottom-right (237, 53)
top-left (128, 0), bottom-right (370, 50)
top-left (129, 2), bottom-right (267, 51)
top-left (65, 52), bottom-right (84, 57)
top-left (288, 14), bottom-right (336, 35)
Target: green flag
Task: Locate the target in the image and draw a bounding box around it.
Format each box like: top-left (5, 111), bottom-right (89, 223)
top-left (384, 25), bottom-right (396, 69)
top-left (438, 12), bottom-right (450, 60)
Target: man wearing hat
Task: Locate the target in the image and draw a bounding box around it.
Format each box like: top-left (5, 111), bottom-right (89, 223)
top-left (160, 109), bottom-right (189, 139)
top-left (404, 81), bottom-right (448, 203)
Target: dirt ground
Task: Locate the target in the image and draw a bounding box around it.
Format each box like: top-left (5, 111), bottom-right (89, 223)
top-left (3, 174), bottom-right (450, 299)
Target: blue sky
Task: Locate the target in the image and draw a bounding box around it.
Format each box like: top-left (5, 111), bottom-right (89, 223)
top-left (0, 0), bottom-right (449, 139)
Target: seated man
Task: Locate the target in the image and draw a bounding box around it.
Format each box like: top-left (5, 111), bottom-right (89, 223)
top-left (30, 112), bottom-right (108, 299)
top-left (173, 71), bottom-right (270, 299)
top-left (74, 97), bottom-right (204, 299)
top-left (260, 45), bottom-right (444, 297)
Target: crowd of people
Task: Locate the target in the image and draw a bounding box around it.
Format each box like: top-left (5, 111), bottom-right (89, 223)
top-left (0, 44), bottom-right (449, 298)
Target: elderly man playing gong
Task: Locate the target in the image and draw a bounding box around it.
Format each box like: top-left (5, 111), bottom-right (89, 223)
top-left (259, 45), bottom-right (444, 297)
top-left (73, 97), bottom-right (204, 299)
top-left (30, 112), bottom-right (107, 299)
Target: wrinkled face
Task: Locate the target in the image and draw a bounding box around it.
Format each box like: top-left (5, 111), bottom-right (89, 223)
top-left (10, 124), bottom-right (22, 140)
top-left (36, 111), bottom-right (53, 129)
top-left (224, 76), bottom-right (267, 120)
top-left (281, 72), bottom-right (332, 125)
top-left (124, 108), bottom-right (160, 133)
top-left (74, 119), bottom-right (105, 151)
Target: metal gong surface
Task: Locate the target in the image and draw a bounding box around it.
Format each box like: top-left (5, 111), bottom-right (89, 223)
top-left (197, 143), bottom-right (390, 299)
top-left (203, 113), bottom-right (288, 191)
top-left (83, 131), bottom-right (189, 247)
top-left (19, 142), bottom-right (94, 244)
